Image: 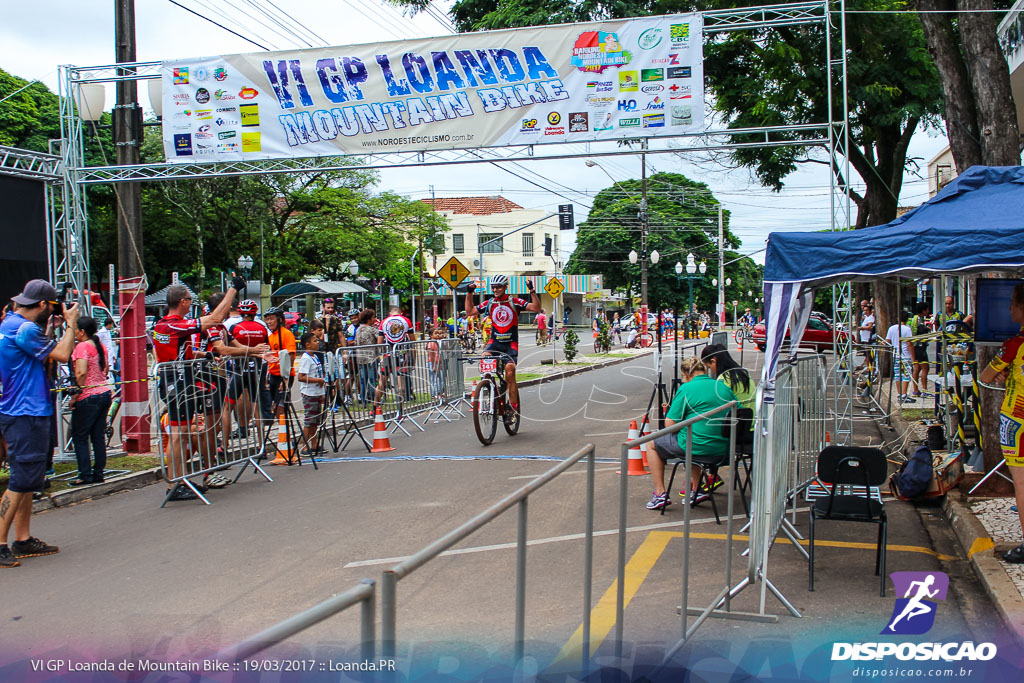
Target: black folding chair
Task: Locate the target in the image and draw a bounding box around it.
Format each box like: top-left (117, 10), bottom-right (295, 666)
top-left (808, 446), bottom-right (889, 596)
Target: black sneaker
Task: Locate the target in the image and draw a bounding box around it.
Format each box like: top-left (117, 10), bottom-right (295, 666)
top-left (167, 485), bottom-right (199, 502)
top-left (1003, 544), bottom-right (1024, 564)
top-left (0, 545), bottom-right (20, 568)
top-left (11, 536), bottom-right (60, 559)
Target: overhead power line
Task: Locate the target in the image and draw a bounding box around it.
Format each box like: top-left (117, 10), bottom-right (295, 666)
top-left (167, 0), bottom-right (270, 50)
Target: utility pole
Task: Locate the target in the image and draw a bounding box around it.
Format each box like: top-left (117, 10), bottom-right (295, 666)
top-left (115, 0), bottom-right (149, 453)
top-left (639, 139), bottom-right (649, 340)
top-left (718, 205), bottom-right (725, 327)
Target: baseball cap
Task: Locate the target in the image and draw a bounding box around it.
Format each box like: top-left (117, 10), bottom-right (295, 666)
top-left (13, 279), bottom-right (59, 306)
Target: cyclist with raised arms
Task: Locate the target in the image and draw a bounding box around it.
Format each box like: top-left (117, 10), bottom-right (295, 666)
top-left (465, 275), bottom-right (541, 413)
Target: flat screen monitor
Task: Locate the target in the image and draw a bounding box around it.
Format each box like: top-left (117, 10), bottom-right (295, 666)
top-left (975, 278), bottom-right (1024, 343)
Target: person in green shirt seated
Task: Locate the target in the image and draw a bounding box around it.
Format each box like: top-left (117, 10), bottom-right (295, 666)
top-left (700, 344), bottom-right (755, 414)
top-left (645, 356), bottom-right (737, 511)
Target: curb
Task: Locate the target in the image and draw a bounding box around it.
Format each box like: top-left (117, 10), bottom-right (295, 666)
top-left (33, 468), bottom-right (164, 513)
top-left (943, 494), bottom-right (1024, 650)
top-left (517, 350), bottom-right (653, 389)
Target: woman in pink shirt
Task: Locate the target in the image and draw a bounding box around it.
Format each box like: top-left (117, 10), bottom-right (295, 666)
top-left (70, 316), bottom-right (113, 486)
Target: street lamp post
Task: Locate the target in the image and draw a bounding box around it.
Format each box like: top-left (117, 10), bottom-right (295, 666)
top-left (237, 254), bottom-right (254, 297)
top-left (675, 254), bottom-right (706, 338)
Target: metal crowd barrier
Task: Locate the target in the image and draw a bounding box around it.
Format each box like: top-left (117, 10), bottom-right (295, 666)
top-left (789, 355), bottom-right (828, 492)
top-left (152, 356), bottom-right (271, 506)
top-left (615, 401), bottom-right (742, 665)
top-left (220, 578), bottom-right (376, 661)
top-left (380, 444), bottom-right (598, 668)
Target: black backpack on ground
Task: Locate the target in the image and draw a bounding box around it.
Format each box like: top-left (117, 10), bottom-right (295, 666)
top-left (889, 444), bottom-right (934, 500)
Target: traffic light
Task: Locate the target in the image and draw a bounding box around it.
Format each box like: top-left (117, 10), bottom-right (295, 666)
top-left (544, 236), bottom-right (553, 256)
top-left (558, 204), bottom-right (574, 230)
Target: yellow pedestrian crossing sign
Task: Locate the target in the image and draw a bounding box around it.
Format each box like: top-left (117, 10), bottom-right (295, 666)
top-left (439, 256), bottom-right (471, 289)
top-left (545, 277), bottom-right (565, 298)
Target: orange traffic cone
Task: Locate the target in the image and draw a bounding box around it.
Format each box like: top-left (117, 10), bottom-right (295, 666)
top-left (269, 413), bottom-right (291, 465)
top-left (617, 420), bottom-right (648, 476)
top-left (371, 407), bottom-right (395, 453)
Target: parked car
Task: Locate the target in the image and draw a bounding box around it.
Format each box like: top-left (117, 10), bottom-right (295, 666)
top-left (621, 312), bottom-right (659, 332)
top-left (284, 311), bottom-right (302, 331)
top-left (751, 315), bottom-right (847, 352)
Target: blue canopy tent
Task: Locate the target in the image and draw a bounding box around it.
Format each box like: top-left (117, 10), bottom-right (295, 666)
top-left (761, 165), bottom-right (1024, 380)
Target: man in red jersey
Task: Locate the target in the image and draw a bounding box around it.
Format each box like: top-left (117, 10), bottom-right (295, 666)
top-left (227, 299), bottom-right (271, 435)
top-left (465, 274), bottom-right (541, 412)
top-left (153, 277), bottom-right (243, 501)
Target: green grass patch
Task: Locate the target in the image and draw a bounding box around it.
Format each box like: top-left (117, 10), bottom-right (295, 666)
top-left (1, 454), bottom-right (160, 495)
top-left (466, 372), bottom-right (544, 383)
top-left (897, 408), bottom-right (937, 421)
top-left (585, 353), bottom-right (633, 359)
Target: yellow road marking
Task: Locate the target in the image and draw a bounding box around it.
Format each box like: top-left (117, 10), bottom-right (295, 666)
top-left (555, 528), bottom-right (959, 663)
top-left (968, 537), bottom-right (995, 558)
top-left (551, 530), bottom-right (673, 668)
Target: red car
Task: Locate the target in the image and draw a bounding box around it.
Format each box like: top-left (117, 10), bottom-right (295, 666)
top-left (284, 311), bottom-right (302, 330)
top-left (751, 315), bottom-right (846, 352)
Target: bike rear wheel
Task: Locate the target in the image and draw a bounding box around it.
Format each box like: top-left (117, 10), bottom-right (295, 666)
top-left (473, 378), bottom-right (498, 445)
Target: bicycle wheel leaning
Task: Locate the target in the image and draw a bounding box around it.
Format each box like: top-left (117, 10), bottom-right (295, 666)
top-left (502, 392), bottom-right (521, 436)
top-left (473, 378), bottom-right (498, 445)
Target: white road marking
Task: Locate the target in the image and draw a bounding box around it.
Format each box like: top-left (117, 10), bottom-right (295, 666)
top-left (342, 512), bottom-right (782, 569)
top-left (507, 466), bottom-right (620, 480)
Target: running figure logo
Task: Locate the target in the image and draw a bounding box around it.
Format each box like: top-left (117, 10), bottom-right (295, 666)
top-left (882, 571), bottom-right (949, 635)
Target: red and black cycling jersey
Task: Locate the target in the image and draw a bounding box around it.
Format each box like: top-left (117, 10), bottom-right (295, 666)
top-left (192, 324), bottom-right (230, 356)
top-left (477, 295), bottom-right (529, 346)
top-left (231, 319), bottom-right (270, 348)
top-left (153, 314), bottom-right (202, 363)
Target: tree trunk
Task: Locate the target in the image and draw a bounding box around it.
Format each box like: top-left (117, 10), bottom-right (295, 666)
top-left (957, 0), bottom-right (1022, 166)
top-left (916, 0), bottom-right (984, 171)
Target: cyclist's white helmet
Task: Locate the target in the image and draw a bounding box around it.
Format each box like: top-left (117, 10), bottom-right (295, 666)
top-left (491, 274), bottom-right (509, 287)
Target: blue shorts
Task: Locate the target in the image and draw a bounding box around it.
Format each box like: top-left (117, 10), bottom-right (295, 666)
top-left (893, 357), bottom-right (912, 382)
top-left (0, 413), bottom-right (51, 493)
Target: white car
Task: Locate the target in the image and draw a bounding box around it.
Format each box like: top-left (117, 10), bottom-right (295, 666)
top-left (620, 313), bottom-right (659, 332)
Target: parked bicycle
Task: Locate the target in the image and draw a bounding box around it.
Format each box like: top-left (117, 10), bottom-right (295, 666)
top-left (467, 353), bottom-right (521, 445)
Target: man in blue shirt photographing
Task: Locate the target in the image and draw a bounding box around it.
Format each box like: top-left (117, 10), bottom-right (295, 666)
top-left (0, 279), bottom-right (80, 568)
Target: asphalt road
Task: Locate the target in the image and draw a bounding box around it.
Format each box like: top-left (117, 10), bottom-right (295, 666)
top-left (3, 347), bottom-right (999, 677)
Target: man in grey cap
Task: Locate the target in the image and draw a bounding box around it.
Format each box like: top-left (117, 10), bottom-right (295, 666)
top-left (0, 279), bottom-right (80, 568)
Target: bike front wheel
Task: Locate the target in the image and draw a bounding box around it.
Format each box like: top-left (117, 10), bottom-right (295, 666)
top-left (473, 378), bottom-right (498, 445)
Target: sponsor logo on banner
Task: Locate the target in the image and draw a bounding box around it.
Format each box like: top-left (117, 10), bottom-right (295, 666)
top-left (618, 117), bottom-right (640, 127)
top-left (213, 67), bottom-right (228, 81)
top-left (617, 99), bottom-right (637, 111)
top-left (585, 94), bottom-right (615, 107)
top-left (586, 80), bottom-right (614, 92)
top-left (214, 89), bottom-right (235, 100)
top-left (641, 68), bottom-right (664, 82)
top-left (218, 130), bottom-right (237, 140)
top-left (671, 105), bottom-right (692, 125)
top-left (172, 110), bottom-right (192, 120)
top-left (645, 97), bottom-right (665, 110)
top-left (546, 112), bottom-right (561, 125)
top-left (172, 93), bottom-right (190, 104)
top-left (240, 104), bottom-right (260, 127)
top-left (193, 67), bottom-right (209, 81)
top-left (218, 142), bottom-right (240, 152)
top-left (215, 117), bottom-right (239, 127)
top-left (638, 28), bottom-right (663, 50)
top-left (239, 86), bottom-right (259, 99)
top-left (568, 112), bottom-right (589, 132)
top-left (543, 127), bottom-right (565, 136)
top-left (173, 133), bottom-right (193, 156)
top-left (641, 84), bottom-right (664, 94)
top-left (195, 124), bottom-right (214, 139)
top-left (242, 132), bottom-right (262, 152)
top-left (668, 65), bottom-right (692, 79)
top-left (650, 57), bottom-right (672, 65)
top-left (172, 67), bottom-right (189, 85)
top-left (216, 107), bottom-right (237, 114)
top-left (830, 571), bottom-right (997, 664)
top-left (670, 23), bottom-right (691, 46)
top-left (618, 71), bottom-right (638, 91)
top-left (195, 88), bottom-right (210, 104)
top-left (593, 112), bottom-right (614, 131)
top-left (642, 113), bottom-right (665, 128)
top-left (194, 109), bottom-right (213, 120)
top-left (570, 31), bottom-right (631, 73)
top-left (520, 118), bottom-right (539, 133)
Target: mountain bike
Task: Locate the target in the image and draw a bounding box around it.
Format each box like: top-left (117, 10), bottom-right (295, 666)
top-left (459, 331), bottom-right (477, 354)
top-left (734, 325), bottom-right (754, 345)
top-left (468, 353), bottom-right (521, 445)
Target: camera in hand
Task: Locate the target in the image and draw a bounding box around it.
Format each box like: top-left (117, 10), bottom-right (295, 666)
top-left (54, 281), bottom-right (72, 314)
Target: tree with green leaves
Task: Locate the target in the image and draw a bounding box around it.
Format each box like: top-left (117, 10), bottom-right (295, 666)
top-left (566, 172), bottom-right (761, 313)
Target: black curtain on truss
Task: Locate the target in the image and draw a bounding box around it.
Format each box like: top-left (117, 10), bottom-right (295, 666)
top-left (0, 176), bottom-right (49, 307)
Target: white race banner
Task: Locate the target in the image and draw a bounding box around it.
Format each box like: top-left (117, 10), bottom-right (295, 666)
top-left (161, 14), bottom-right (703, 162)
